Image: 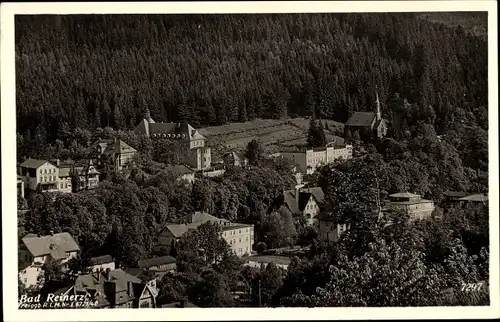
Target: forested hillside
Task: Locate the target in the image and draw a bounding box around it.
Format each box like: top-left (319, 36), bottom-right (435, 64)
top-left (16, 13), bottom-right (487, 144)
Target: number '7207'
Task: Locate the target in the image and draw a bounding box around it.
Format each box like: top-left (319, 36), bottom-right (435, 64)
top-left (461, 282), bottom-right (484, 292)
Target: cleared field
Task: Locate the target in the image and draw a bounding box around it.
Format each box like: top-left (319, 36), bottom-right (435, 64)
top-left (201, 117), bottom-right (346, 152)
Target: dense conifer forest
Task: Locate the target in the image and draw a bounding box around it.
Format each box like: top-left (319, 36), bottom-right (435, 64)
top-left (16, 13), bottom-right (487, 141)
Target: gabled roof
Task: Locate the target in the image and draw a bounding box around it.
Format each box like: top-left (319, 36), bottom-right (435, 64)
top-left (444, 191), bottom-right (469, 198)
top-left (298, 192), bottom-right (313, 211)
top-left (138, 255), bottom-right (177, 269)
top-left (300, 187), bottom-right (325, 203)
top-left (389, 192), bottom-right (421, 198)
top-left (20, 158), bottom-right (52, 169)
top-left (22, 232), bottom-right (80, 258)
top-left (90, 255), bottom-right (114, 265)
top-left (283, 190), bottom-right (299, 214)
top-left (345, 112), bottom-right (376, 127)
top-left (459, 194), bottom-right (488, 202)
top-left (181, 211), bottom-right (228, 224)
top-left (165, 164), bottom-right (195, 176)
top-left (165, 223), bottom-right (200, 238)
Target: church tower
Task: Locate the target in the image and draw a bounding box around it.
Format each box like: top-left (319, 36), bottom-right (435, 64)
top-left (144, 108), bottom-right (155, 123)
top-left (375, 87), bottom-right (381, 122)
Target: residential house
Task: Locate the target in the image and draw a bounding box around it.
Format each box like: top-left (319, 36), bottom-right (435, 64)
top-left (134, 109), bottom-right (211, 170)
top-left (345, 90), bottom-right (388, 140)
top-left (58, 160), bottom-right (100, 191)
top-left (245, 255), bottom-right (291, 270)
top-left (280, 141), bottom-right (353, 175)
top-left (282, 187), bottom-right (324, 225)
top-left (385, 192), bottom-right (435, 220)
top-left (137, 255), bottom-right (177, 279)
top-left (19, 232), bottom-right (80, 287)
top-left (458, 193), bottom-right (488, 205)
top-left (317, 213), bottom-right (350, 242)
top-left (19, 158), bottom-right (60, 192)
top-left (164, 164), bottom-right (196, 184)
top-left (222, 151), bottom-right (248, 167)
top-left (89, 255), bottom-right (115, 273)
top-left (89, 138), bottom-right (137, 172)
top-left (159, 212), bottom-right (254, 257)
top-left (72, 269), bottom-right (157, 308)
top-left (443, 191), bottom-right (470, 203)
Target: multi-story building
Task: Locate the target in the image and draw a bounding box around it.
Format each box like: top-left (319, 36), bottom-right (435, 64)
top-left (18, 232), bottom-right (80, 287)
top-left (19, 159), bottom-right (60, 193)
top-left (89, 138), bottom-right (137, 172)
top-left (279, 142), bottom-right (353, 175)
top-left (134, 109), bottom-right (211, 170)
top-left (385, 192), bottom-right (435, 220)
top-left (159, 212), bottom-right (254, 257)
top-left (18, 158), bottom-right (100, 193)
top-left (345, 90), bottom-right (388, 140)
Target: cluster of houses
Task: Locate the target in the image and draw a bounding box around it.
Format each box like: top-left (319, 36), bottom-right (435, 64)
top-left (17, 138), bottom-right (137, 196)
top-left (18, 210), bottom-right (258, 309)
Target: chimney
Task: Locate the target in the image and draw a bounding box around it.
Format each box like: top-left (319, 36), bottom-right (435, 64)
top-left (145, 108), bottom-right (151, 120)
top-left (50, 230), bottom-right (54, 236)
top-left (105, 268), bottom-right (111, 279)
top-left (55, 159), bottom-right (60, 167)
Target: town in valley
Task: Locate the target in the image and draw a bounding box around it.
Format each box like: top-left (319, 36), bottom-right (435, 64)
top-left (15, 11), bottom-right (490, 308)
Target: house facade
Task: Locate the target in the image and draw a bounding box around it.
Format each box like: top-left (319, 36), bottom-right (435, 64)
top-left (137, 256), bottom-right (177, 274)
top-left (164, 164), bottom-right (196, 184)
top-left (317, 214), bottom-right (350, 242)
top-left (345, 91), bottom-right (388, 140)
top-left (280, 142), bottom-right (353, 175)
top-left (221, 224), bottom-right (254, 257)
top-left (134, 109), bottom-right (211, 170)
top-left (89, 255), bottom-right (116, 273)
top-left (245, 255), bottom-right (291, 270)
top-left (19, 232), bottom-right (80, 287)
top-left (385, 192), bottom-right (435, 220)
top-left (222, 151), bottom-right (248, 167)
top-left (17, 175), bottom-right (25, 198)
top-left (89, 138), bottom-right (137, 172)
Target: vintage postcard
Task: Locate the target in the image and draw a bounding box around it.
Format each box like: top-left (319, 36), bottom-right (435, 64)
top-left (1, 1), bottom-right (498, 321)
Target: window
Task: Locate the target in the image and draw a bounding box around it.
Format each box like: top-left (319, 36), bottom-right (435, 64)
top-left (246, 237), bottom-right (248, 242)
top-left (239, 238), bottom-right (241, 243)
top-left (239, 230), bottom-right (241, 234)
top-left (39, 169), bottom-right (42, 174)
top-left (44, 169), bottom-right (47, 174)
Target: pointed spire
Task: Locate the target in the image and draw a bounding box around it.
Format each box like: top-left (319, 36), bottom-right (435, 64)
top-left (375, 86), bottom-right (381, 121)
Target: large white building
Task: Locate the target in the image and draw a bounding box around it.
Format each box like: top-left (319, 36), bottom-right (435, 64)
top-left (134, 109), bottom-right (211, 170)
top-left (279, 142), bottom-right (353, 175)
top-left (384, 192), bottom-right (435, 220)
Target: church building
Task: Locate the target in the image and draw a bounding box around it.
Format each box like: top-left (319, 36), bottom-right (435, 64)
top-left (345, 90), bottom-right (388, 140)
top-left (134, 109), bottom-right (211, 170)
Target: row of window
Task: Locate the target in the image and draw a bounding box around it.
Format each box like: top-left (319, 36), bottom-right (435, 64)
top-left (224, 228), bottom-right (252, 237)
top-left (40, 168), bottom-right (56, 174)
top-left (228, 237), bottom-right (249, 245)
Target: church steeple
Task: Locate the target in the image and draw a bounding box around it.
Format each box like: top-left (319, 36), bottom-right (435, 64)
top-left (144, 108), bottom-right (155, 123)
top-left (375, 86), bottom-right (381, 121)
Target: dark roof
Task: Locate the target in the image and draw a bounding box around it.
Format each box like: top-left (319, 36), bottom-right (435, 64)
top-left (301, 187), bottom-right (325, 203)
top-left (459, 194), bottom-right (488, 202)
top-left (298, 192), bottom-right (313, 211)
top-left (444, 191), bottom-right (469, 198)
top-left (138, 256), bottom-right (177, 269)
top-left (20, 158), bottom-right (52, 169)
top-left (283, 190), bottom-right (299, 214)
top-left (221, 223), bottom-right (253, 231)
top-left (90, 255), bottom-right (114, 265)
top-left (181, 211), bottom-right (228, 224)
top-left (345, 112), bottom-right (376, 127)
top-left (164, 164), bottom-right (195, 175)
top-left (389, 192), bottom-right (421, 198)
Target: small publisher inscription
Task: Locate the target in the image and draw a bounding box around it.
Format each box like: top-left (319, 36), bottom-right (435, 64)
top-left (19, 293), bottom-right (99, 309)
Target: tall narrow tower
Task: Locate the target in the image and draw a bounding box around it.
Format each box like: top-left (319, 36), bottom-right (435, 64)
top-left (375, 87), bottom-right (381, 121)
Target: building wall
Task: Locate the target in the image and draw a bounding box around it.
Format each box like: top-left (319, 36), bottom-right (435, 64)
top-left (390, 201), bottom-right (435, 220)
top-left (118, 151), bottom-right (136, 171)
top-left (158, 230), bottom-right (177, 248)
top-left (303, 198), bottom-right (320, 226)
top-left (318, 221), bottom-right (349, 242)
top-left (17, 179), bottom-right (25, 198)
top-left (91, 262), bottom-right (116, 273)
top-left (246, 261), bottom-right (289, 270)
top-left (19, 265), bottom-right (42, 287)
top-left (222, 226), bottom-right (254, 257)
top-left (57, 176), bottom-right (73, 193)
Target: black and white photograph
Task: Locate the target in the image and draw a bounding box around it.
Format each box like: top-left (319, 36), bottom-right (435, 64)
top-left (2, 1), bottom-right (498, 321)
